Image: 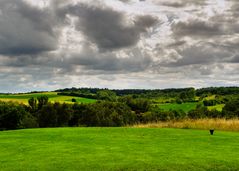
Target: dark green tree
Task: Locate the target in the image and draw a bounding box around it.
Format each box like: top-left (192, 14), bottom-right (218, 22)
top-left (37, 96), bottom-right (49, 110)
top-left (96, 90), bottom-right (117, 101)
top-left (28, 97), bottom-right (37, 112)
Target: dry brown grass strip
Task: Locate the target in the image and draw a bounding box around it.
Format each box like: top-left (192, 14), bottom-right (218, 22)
top-left (131, 119), bottom-right (239, 132)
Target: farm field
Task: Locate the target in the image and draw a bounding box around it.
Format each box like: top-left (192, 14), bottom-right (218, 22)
top-left (0, 128), bottom-right (239, 171)
top-left (157, 102), bottom-right (198, 112)
top-left (0, 92), bottom-right (96, 104)
top-left (208, 104), bottom-right (225, 111)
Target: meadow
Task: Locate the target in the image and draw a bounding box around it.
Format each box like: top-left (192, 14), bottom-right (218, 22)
top-left (155, 101), bottom-right (224, 112)
top-left (156, 102), bottom-right (198, 113)
top-left (0, 128), bottom-right (239, 171)
top-left (0, 92), bottom-right (96, 104)
top-left (133, 119), bottom-right (239, 132)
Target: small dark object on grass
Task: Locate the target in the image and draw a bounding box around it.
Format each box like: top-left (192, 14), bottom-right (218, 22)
top-left (210, 129), bottom-right (214, 135)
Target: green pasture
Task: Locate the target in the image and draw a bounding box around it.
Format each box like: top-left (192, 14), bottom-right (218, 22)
top-left (157, 102), bottom-right (198, 113)
top-left (0, 92), bottom-right (96, 104)
top-left (0, 128), bottom-right (239, 171)
top-left (207, 104), bottom-right (225, 111)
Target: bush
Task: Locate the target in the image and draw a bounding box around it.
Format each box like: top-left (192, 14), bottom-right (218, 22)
top-left (222, 98), bottom-right (239, 118)
top-left (203, 100), bottom-right (217, 106)
top-left (76, 101), bottom-right (136, 126)
top-left (20, 113), bottom-right (38, 128)
top-left (38, 103), bottom-right (58, 127)
top-left (0, 102), bottom-right (30, 130)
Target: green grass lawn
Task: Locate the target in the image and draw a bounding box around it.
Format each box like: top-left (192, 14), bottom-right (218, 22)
top-left (157, 102), bottom-right (198, 113)
top-left (0, 92), bottom-right (96, 104)
top-left (0, 128), bottom-right (239, 171)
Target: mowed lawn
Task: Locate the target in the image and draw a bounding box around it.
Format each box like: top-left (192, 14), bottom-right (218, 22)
top-left (157, 102), bottom-right (198, 113)
top-left (0, 92), bottom-right (96, 104)
top-left (0, 128), bottom-right (239, 171)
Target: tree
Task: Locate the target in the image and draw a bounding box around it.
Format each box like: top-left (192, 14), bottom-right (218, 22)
top-left (96, 90), bottom-right (117, 101)
top-left (28, 97), bottom-right (37, 112)
top-left (0, 102), bottom-right (29, 130)
top-left (38, 103), bottom-right (57, 127)
top-left (222, 98), bottom-right (239, 118)
top-left (37, 96), bottom-right (49, 109)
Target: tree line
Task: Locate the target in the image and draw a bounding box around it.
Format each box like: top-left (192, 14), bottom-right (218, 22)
top-left (0, 95), bottom-right (239, 130)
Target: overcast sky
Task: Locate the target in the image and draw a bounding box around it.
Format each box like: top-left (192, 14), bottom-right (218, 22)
top-left (0, 0), bottom-right (238, 92)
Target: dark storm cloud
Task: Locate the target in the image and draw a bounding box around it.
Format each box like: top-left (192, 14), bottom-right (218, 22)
top-left (162, 42), bottom-right (233, 67)
top-left (153, 0), bottom-right (206, 8)
top-left (166, 40), bottom-right (186, 48)
top-left (59, 3), bottom-right (158, 50)
top-left (230, 55), bottom-right (239, 63)
top-left (0, 0), bottom-right (157, 73)
top-left (0, 0), bottom-right (62, 55)
top-left (55, 43), bottom-right (153, 73)
top-left (172, 19), bottom-right (224, 38)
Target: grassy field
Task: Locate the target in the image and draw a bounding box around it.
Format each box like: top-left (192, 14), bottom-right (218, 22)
top-left (207, 104), bottom-right (225, 111)
top-left (0, 128), bottom-right (239, 171)
top-left (0, 92), bottom-right (96, 104)
top-left (157, 102), bottom-right (198, 113)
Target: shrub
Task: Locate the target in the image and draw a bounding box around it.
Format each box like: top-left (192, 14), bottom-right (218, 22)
top-left (0, 102), bottom-right (29, 130)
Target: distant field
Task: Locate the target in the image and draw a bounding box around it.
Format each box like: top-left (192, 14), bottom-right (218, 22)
top-left (157, 102), bottom-right (198, 113)
top-left (208, 104), bottom-right (225, 111)
top-left (0, 128), bottom-right (239, 171)
top-left (0, 92), bottom-right (96, 104)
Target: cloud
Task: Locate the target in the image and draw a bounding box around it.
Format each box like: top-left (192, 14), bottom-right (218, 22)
top-left (0, 0), bottom-right (62, 55)
top-left (172, 19), bottom-right (224, 38)
top-left (0, 0), bottom-right (239, 92)
top-left (161, 42), bottom-right (234, 67)
top-left (152, 0), bottom-right (206, 8)
top-left (59, 3), bottom-right (158, 50)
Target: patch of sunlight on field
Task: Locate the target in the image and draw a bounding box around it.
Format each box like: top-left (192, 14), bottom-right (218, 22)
top-left (204, 95), bottom-right (216, 100)
top-left (0, 98), bottom-right (28, 104)
top-left (207, 104), bottom-right (225, 111)
top-left (0, 92), bottom-right (96, 104)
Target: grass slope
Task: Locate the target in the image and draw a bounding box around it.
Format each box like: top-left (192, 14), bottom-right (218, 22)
top-left (0, 128), bottom-right (239, 171)
top-left (157, 102), bottom-right (198, 112)
top-left (0, 92), bottom-right (96, 104)
top-left (207, 104), bottom-right (225, 111)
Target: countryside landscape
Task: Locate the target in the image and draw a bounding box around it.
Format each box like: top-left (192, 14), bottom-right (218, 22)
top-left (1, 87), bottom-right (239, 170)
top-left (1, 0), bottom-right (239, 170)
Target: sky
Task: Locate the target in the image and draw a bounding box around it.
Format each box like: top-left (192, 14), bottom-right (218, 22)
top-left (0, 0), bottom-right (239, 92)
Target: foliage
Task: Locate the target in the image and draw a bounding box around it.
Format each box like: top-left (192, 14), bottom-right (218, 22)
top-left (203, 99), bottom-right (217, 106)
top-left (0, 88), bottom-right (239, 130)
top-left (222, 98), bottom-right (239, 118)
top-left (96, 90), bottom-right (117, 101)
top-left (0, 101), bottom-right (34, 130)
top-left (72, 101), bottom-right (135, 127)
